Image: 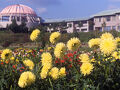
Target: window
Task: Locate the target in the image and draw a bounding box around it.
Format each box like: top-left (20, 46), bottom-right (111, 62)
top-left (106, 16), bottom-right (111, 21)
top-left (112, 26), bottom-right (116, 30)
top-left (118, 26), bottom-right (120, 31)
top-left (81, 29), bottom-right (87, 32)
top-left (99, 18), bottom-right (101, 22)
top-left (21, 16), bottom-right (27, 22)
top-left (68, 24), bottom-right (72, 27)
top-left (17, 16), bottom-right (20, 21)
top-left (104, 26), bottom-right (111, 31)
top-left (0, 17), bottom-right (1, 21)
top-left (2, 16), bottom-right (9, 22)
top-left (112, 16), bottom-right (116, 21)
top-left (11, 16), bottom-right (15, 21)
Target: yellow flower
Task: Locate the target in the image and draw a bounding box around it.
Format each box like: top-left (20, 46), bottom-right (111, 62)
top-left (112, 51), bottom-right (118, 59)
top-left (90, 58), bottom-right (96, 63)
top-left (54, 43), bottom-right (66, 58)
top-left (79, 53), bottom-right (90, 63)
top-left (10, 57), bottom-right (15, 61)
top-left (47, 47), bottom-right (52, 51)
top-left (80, 63), bottom-right (94, 76)
top-left (40, 66), bottom-right (50, 79)
top-left (115, 37), bottom-right (120, 44)
top-left (100, 38), bottom-right (117, 55)
top-left (111, 59), bottom-right (116, 62)
top-left (41, 52), bottom-right (52, 66)
top-left (115, 37), bottom-right (120, 47)
top-left (23, 59), bottom-right (34, 70)
top-left (59, 67), bottom-right (66, 77)
top-left (30, 29), bottom-right (40, 41)
top-left (1, 49), bottom-right (12, 60)
top-left (67, 37), bottom-right (81, 51)
top-left (18, 71), bottom-right (36, 88)
top-left (100, 32), bottom-right (114, 40)
top-left (49, 67), bottom-right (59, 80)
top-left (88, 38), bottom-right (101, 48)
top-left (16, 59), bottom-right (19, 63)
top-left (98, 61), bottom-right (101, 65)
top-left (49, 32), bottom-right (61, 44)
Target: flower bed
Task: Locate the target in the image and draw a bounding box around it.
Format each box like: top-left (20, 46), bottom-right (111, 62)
top-left (0, 30), bottom-right (120, 89)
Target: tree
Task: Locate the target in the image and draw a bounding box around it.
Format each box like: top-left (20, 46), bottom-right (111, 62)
top-left (19, 21), bottom-right (28, 33)
top-left (8, 19), bottom-right (28, 33)
top-left (8, 19), bottom-right (19, 33)
top-left (78, 22), bottom-right (83, 27)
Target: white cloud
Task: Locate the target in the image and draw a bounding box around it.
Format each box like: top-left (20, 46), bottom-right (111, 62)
top-left (36, 8), bottom-right (47, 14)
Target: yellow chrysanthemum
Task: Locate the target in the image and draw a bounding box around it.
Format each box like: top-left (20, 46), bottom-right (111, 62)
top-left (79, 53), bottom-right (90, 63)
top-left (88, 38), bottom-right (101, 48)
top-left (1, 49), bottom-right (12, 60)
top-left (100, 32), bottom-right (114, 40)
top-left (115, 37), bottom-right (120, 43)
top-left (18, 71), bottom-right (36, 88)
top-left (23, 59), bottom-right (34, 70)
top-left (100, 38), bottom-right (117, 55)
top-left (40, 66), bottom-right (51, 79)
top-left (67, 37), bottom-right (81, 51)
top-left (59, 67), bottom-right (66, 77)
top-left (47, 47), bottom-right (52, 51)
top-left (30, 29), bottom-right (40, 41)
top-left (54, 43), bottom-right (66, 58)
top-left (49, 67), bottom-right (59, 80)
top-left (41, 52), bottom-right (52, 66)
top-left (115, 37), bottom-right (120, 47)
top-left (112, 51), bottom-right (118, 59)
top-left (80, 63), bottom-right (94, 76)
top-left (49, 32), bottom-right (61, 44)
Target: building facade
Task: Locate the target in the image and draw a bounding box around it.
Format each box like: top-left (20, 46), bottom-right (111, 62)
top-left (0, 4), bottom-right (120, 33)
top-left (43, 18), bottom-right (94, 33)
top-left (93, 9), bottom-right (120, 32)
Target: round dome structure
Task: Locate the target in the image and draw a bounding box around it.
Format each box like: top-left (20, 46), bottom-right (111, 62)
top-left (0, 4), bottom-right (37, 16)
top-left (0, 4), bottom-right (40, 29)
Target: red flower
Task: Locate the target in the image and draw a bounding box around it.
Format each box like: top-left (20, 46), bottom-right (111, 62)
top-left (21, 67), bottom-right (25, 69)
top-left (55, 60), bottom-right (59, 64)
top-left (76, 55), bottom-right (80, 59)
top-left (73, 51), bottom-right (77, 54)
top-left (77, 60), bottom-right (81, 62)
top-left (1, 62), bottom-right (4, 65)
top-left (60, 60), bottom-right (65, 63)
top-left (67, 53), bottom-right (73, 57)
top-left (68, 64), bottom-right (72, 68)
top-left (20, 70), bottom-right (23, 72)
top-left (12, 65), bottom-right (16, 69)
top-left (69, 58), bottom-right (72, 62)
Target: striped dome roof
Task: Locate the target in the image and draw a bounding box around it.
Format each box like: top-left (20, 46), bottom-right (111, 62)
top-left (0, 4), bottom-right (37, 15)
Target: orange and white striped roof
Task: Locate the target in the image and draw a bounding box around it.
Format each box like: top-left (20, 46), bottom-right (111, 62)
top-left (0, 4), bottom-right (37, 15)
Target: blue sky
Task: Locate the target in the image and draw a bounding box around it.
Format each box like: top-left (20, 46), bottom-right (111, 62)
top-left (0, 0), bottom-right (120, 19)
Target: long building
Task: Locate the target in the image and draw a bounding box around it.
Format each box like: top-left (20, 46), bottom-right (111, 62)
top-left (0, 4), bottom-right (120, 33)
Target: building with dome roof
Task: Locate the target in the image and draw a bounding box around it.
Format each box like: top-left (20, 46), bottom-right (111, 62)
top-left (1, 4), bottom-right (120, 33)
top-left (0, 4), bottom-right (41, 29)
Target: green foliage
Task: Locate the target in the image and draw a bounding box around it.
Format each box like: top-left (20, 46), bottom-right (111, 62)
top-left (8, 19), bottom-right (28, 33)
